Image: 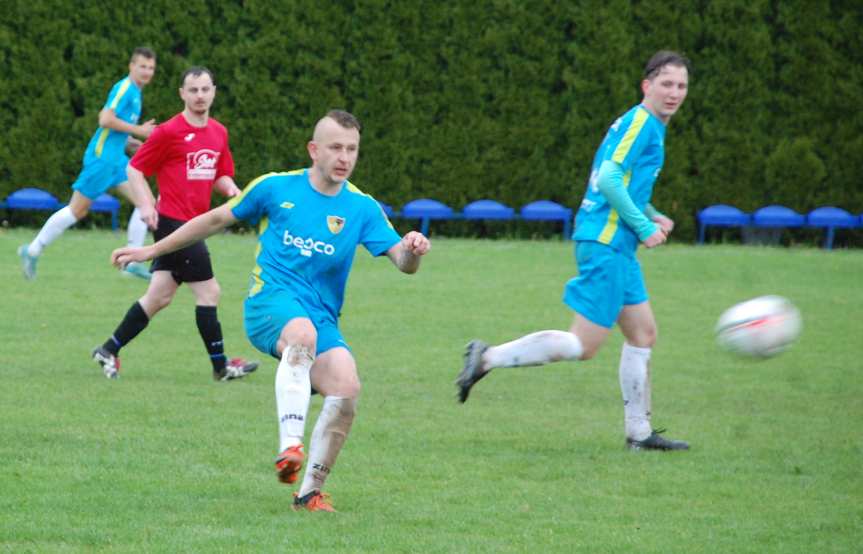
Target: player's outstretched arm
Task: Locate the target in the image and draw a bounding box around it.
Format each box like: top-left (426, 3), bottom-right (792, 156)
top-left (386, 231), bottom-right (431, 274)
top-left (112, 203), bottom-right (238, 268)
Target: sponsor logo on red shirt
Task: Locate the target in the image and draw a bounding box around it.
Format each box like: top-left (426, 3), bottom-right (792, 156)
top-left (186, 149), bottom-right (220, 180)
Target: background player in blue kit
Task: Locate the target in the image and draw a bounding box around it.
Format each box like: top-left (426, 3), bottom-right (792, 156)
top-left (18, 47), bottom-right (157, 280)
top-left (111, 110), bottom-right (431, 512)
top-left (456, 51), bottom-right (691, 451)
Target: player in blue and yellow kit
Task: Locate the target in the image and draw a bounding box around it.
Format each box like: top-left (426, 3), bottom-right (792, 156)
top-left (18, 47), bottom-right (157, 280)
top-left (457, 51), bottom-right (691, 451)
top-left (111, 110), bottom-right (431, 512)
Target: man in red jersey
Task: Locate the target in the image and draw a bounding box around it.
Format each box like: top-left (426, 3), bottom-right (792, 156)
top-left (92, 67), bottom-right (258, 382)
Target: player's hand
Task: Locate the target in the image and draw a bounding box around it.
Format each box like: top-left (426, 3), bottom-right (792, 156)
top-left (642, 227), bottom-right (668, 248)
top-left (401, 231), bottom-right (431, 256)
top-left (222, 183), bottom-right (242, 197)
top-left (652, 214), bottom-right (675, 235)
top-left (137, 119), bottom-right (156, 138)
top-left (139, 203), bottom-right (159, 230)
top-left (111, 245), bottom-right (155, 269)
top-left (125, 137), bottom-right (143, 157)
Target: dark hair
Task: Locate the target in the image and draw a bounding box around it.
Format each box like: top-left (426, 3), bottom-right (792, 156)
top-left (180, 66), bottom-right (215, 87)
top-left (643, 50), bottom-right (691, 80)
top-left (326, 109), bottom-right (361, 132)
top-left (130, 47), bottom-right (156, 62)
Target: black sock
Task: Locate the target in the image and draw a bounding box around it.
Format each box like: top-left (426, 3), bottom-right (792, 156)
top-left (196, 305), bottom-right (226, 372)
top-left (103, 301), bottom-right (149, 355)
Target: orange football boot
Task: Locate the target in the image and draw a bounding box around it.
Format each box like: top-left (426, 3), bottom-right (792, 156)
top-left (275, 444), bottom-right (304, 484)
top-left (292, 490), bottom-right (336, 512)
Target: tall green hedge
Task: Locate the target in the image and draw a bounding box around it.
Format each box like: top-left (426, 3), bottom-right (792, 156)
top-left (1, 0), bottom-right (861, 240)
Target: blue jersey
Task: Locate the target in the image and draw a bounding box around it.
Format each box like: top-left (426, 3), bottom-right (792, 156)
top-left (83, 76), bottom-right (143, 166)
top-left (229, 169), bottom-right (401, 320)
top-left (573, 104), bottom-right (666, 253)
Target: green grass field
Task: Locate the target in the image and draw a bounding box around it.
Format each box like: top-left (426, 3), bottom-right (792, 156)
top-left (1, 227), bottom-right (861, 553)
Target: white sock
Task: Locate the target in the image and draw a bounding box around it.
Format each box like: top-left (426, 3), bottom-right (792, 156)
top-left (484, 330), bottom-right (583, 370)
top-left (297, 396), bottom-right (356, 497)
top-left (275, 345), bottom-right (314, 452)
top-left (127, 207), bottom-right (148, 247)
top-left (619, 342), bottom-right (653, 441)
top-left (28, 206), bottom-right (78, 256)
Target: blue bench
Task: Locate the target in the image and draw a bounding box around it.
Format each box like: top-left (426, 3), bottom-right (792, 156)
top-left (392, 198), bottom-right (573, 239)
top-left (1, 187), bottom-right (121, 230)
top-left (696, 204), bottom-right (750, 243)
top-left (806, 206), bottom-right (859, 249)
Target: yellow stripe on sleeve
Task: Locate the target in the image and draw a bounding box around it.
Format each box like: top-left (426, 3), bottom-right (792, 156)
top-left (109, 79), bottom-right (131, 110)
top-left (227, 171), bottom-right (295, 210)
top-left (95, 80), bottom-right (132, 158)
top-left (611, 108), bottom-right (649, 164)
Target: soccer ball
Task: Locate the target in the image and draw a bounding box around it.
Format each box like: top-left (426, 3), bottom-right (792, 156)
top-left (715, 295), bottom-right (802, 358)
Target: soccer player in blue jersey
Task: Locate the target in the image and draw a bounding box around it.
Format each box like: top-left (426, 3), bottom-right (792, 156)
top-left (457, 51), bottom-right (691, 451)
top-left (110, 110), bottom-right (431, 511)
top-left (18, 47), bottom-right (157, 280)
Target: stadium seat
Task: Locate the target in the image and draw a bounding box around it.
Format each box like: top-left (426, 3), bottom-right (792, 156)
top-left (806, 206), bottom-right (858, 249)
top-left (90, 193), bottom-right (121, 231)
top-left (752, 205), bottom-right (805, 228)
top-left (696, 204), bottom-right (750, 244)
top-left (401, 198), bottom-right (455, 235)
top-left (0, 187), bottom-right (61, 211)
top-left (519, 200), bottom-right (573, 239)
top-left (462, 199), bottom-right (515, 220)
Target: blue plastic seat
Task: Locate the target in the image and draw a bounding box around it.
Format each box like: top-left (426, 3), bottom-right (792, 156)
top-left (752, 205), bottom-right (805, 228)
top-left (1, 187), bottom-right (61, 211)
top-left (462, 199), bottom-right (515, 220)
top-left (519, 200), bottom-right (573, 239)
top-left (806, 206), bottom-right (858, 249)
top-left (401, 198), bottom-right (455, 235)
top-left (696, 204), bottom-right (750, 244)
top-left (91, 193), bottom-right (121, 230)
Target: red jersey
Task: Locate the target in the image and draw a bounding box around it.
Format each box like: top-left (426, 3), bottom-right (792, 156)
top-left (130, 112), bottom-right (235, 221)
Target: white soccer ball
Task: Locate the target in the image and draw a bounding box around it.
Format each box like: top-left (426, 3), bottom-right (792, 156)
top-left (715, 295), bottom-right (802, 358)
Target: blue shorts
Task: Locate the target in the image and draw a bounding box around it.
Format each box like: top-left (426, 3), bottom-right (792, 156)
top-left (563, 241), bottom-right (648, 328)
top-left (71, 158), bottom-right (128, 200)
top-left (244, 285), bottom-right (349, 360)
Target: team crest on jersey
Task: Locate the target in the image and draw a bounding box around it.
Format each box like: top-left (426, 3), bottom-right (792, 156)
top-left (327, 215), bottom-right (346, 234)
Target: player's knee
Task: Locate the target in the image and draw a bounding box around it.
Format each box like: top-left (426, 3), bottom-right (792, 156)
top-left (197, 281), bottom-right (220, 305)
top-left (329, 376), bottom-right (360, 399)
top-left (341, 378), bottom-right (361, 399)
top-left (142, 291), bottom-right (173, 313)
top-left (278, 321), bottom-right (317, 353)
top-left (626, 326), bottom-right (657, 349)
top-left (70, 203), bottom-right (89, 220)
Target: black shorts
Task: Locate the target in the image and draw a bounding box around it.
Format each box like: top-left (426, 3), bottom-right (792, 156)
top-left (150, 214), bottom-right (214, 284)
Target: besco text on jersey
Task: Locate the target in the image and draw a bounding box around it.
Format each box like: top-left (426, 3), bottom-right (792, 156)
top-left (283, 230), bottom-right (336, 257)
